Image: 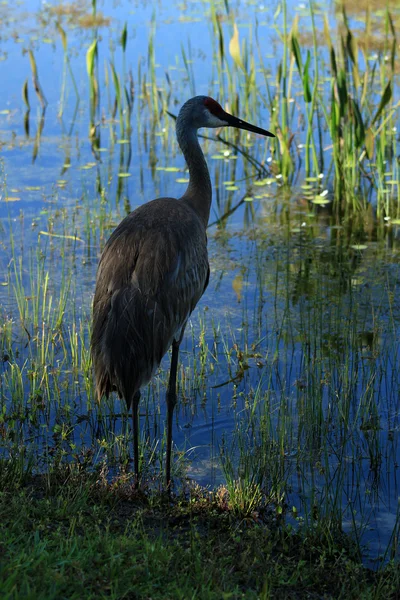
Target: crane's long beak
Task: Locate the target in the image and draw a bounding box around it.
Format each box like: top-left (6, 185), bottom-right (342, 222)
top-left (222, 111), bottom-right (275, 138)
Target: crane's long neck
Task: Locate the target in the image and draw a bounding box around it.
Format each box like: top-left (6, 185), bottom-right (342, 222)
top-left (177, 124), bottom-right (212, 228)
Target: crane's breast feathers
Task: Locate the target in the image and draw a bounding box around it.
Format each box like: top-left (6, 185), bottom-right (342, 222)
top-left (94, 219), bottom-right (209, 350)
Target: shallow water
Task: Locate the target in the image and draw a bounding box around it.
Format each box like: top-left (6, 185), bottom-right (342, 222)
top-left (1, 0), bottom-right (400, 565)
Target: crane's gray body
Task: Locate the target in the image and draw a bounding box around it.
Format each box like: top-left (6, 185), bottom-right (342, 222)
top-left (90, 95), bottom-right (273, 485)
top-left (91, 197), bottom-right (209, 408)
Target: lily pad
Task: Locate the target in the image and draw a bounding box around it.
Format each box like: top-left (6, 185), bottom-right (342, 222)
top-left (312, 196), bottom-right (331, 205)
top-left (156, 166), bottom-right (180, 172)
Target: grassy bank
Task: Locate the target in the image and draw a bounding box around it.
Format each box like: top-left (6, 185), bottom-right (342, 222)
top-left (1, 465), bottom-right (399, 599)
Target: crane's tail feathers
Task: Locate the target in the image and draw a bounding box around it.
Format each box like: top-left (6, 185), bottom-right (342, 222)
top-left (91, 286), bottom-right (172, 409)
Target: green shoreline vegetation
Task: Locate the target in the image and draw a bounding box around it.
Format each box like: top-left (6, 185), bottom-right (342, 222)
top-left (1, 0), bottom-right (400, 596)
top-left (1, 466), bottom-right (399, 599)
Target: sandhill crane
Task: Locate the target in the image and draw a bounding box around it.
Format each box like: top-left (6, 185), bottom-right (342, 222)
top-left (91, 96), bottom-right (274, 488)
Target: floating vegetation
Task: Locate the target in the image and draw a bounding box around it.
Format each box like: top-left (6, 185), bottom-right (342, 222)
top-left (78, 12), bottom-right (111, 29)
top-left (47, 1), bottom-right (89, 19)
top-left (47, 2), bottom-right (110, 28)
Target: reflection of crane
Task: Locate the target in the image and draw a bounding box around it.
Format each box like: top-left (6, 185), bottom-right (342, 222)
top-left (91, 96), bottom-right (274, 488)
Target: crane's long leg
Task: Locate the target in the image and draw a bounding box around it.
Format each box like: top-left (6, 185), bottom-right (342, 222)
top-left (131, 391), bottom-right (141, 488)
top-left (166, 340), bottom-right (180, 489)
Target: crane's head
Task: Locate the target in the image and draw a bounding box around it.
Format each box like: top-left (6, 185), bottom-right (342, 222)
top-left (177, 96), bottom-right (275, 138)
